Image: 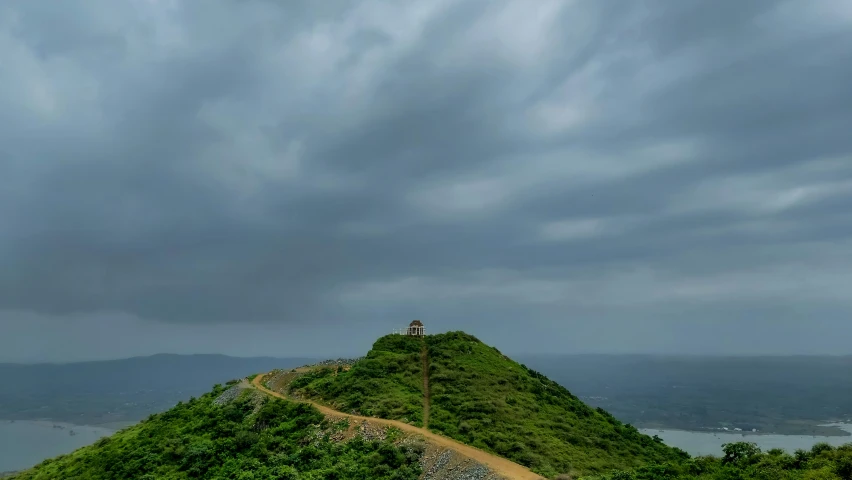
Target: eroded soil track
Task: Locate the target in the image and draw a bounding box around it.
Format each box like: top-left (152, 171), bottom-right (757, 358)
top-left (251, 372), bottom-right (543, 480)
top-left (421, 342), bottom-right (431, 429)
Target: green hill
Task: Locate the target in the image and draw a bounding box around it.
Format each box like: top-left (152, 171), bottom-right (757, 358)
top-left (12, 331), bottom-right (852, 480)
top-left (290, 331), bottom-right (688, 478)
top-left (11, 383), bottom-right (422, 480)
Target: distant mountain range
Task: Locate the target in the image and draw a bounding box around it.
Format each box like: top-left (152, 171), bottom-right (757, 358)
top-left (2, 351), bottom-right (851, 436)
top-left (0, 354), bottom-right (316, 425)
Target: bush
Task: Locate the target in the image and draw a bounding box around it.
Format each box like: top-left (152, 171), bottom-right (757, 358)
top-left (14, 389), bottom-right (421, 480)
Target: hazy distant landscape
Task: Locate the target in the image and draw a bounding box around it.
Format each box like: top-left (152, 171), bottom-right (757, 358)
top-left (0, 354), bottom-right (315, 426)
top-left (2, 353), bottom-right (850, 435)
top-left (518, 354), bottom-right (852, 437)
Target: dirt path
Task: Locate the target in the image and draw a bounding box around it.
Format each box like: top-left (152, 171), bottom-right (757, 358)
top-left (421, 342), bottom-right (430, 429)
top-left (251, 373), bottom-right (543, 480)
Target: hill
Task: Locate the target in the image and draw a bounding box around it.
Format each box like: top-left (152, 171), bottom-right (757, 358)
top-left (0, 354), bottom-right (315, 425)
top-left (10, 382), bottom-right (424, 480)
top-left (286, 332), bottom-right (688, 478)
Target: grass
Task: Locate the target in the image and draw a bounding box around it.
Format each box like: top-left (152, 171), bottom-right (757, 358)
top-left (291, 334), bottom-right (425, 426)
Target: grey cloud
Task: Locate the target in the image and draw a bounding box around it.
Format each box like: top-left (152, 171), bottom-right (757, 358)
top-left (2, 0), bottom-right (852, 358)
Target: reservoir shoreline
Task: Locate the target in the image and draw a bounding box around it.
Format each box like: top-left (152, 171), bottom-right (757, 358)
top-left (0, 419), bottom-right (117, 473)
top-left (641, 423), bottom-right (852, 457)
top-left (633, 420), bottom-right (852, 437)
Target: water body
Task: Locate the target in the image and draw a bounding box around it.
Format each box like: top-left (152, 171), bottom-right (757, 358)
top-left (642, 424), bottom-right (852, 457)
top-left (0, 420), bottom-right (116, 473)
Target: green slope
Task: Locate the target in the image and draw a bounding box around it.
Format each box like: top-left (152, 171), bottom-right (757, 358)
top-left (11, 384), bottom-right (421, 480)
top-left (290, 331), bottom-right (689, 478)
top-left (290, 334), bottom-right (425, 425)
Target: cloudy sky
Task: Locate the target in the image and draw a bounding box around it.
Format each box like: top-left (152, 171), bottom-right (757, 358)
top-left (2, 0), bottom-right (851, 362)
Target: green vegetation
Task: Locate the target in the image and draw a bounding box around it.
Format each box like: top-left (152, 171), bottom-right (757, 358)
top-left (292, 331), bottom-right (688, 478)
top-left (588, 441), bottom-right (852, 480)
top-left (11, 384), bottom-right (421, 480)
top-left (427, 332), bottom-right (686, 477)
top-left (291, 334), bottom-right (425, 426)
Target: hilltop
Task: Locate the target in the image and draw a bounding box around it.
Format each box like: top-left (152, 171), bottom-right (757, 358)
top-left (284, 331), bottom-right (688, 478)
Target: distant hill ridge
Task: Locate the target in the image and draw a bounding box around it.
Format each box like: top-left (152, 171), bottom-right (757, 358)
top-left (0, 354), bottom-right (316, 425)
top-left (287, 331), bottom-right (688, 478)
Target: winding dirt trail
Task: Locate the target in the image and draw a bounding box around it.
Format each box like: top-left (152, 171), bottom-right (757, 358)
top-left (251, 373), bottom-right (543, 480)
top-left (421, 342), bottom-right (430, 429)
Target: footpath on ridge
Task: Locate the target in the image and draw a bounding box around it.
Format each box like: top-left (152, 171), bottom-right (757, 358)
top-left (251, 372), bottom-right (543, 480)
top-left (421, 341), bottom-right (431, 429)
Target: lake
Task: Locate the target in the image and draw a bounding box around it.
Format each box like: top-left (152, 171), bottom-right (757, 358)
top-left (642, 423), bottom-right (852, 457)
top-left (0, 420), bottom-right (117, 473)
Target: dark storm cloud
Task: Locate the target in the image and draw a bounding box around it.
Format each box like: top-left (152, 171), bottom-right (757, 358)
top-left (2, 0), bottom-right (852, 356)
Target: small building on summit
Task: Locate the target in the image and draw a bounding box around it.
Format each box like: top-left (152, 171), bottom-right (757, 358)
top-left (390, 320), bottom-right (426, 336)
top-left (406, 320), bottom-right (425, 337)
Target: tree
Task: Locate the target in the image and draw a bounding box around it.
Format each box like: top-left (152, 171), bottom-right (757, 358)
top-left (722, 442), bottom-right (761, 465)
top-left (835, 452), bottom-right (852, 480)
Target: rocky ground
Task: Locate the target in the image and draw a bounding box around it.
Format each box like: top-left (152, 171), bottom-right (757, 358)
top-left (313, 416), bottom-right (506, 480)
top-left (417, 443), bottom-right (506, 480)
top-left (213, 380), bottom-right (265, 411)
top-left (262, 369), bottom-right (304, 397)
top-left (305, 358), bottom-right (363, 368)
top-left (212, 384), bottom-right (244, 406)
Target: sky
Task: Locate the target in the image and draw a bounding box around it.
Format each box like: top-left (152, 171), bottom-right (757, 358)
top-left (2, 0), bottom-right (852, 362)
